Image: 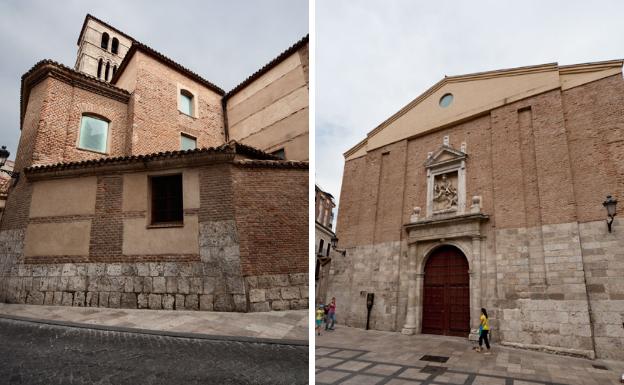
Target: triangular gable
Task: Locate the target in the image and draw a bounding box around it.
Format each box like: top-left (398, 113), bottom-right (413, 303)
top-left (425, 145), bottom-right (466, 168)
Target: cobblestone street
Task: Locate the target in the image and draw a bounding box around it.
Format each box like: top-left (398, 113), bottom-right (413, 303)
top-left (315, 326), bottom-right (624, 385)
top-left (0, 317), bottom-right (308, 385)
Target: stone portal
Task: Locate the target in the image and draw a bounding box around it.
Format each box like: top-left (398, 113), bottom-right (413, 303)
top-left (422, 245), bottom-right (470, 337)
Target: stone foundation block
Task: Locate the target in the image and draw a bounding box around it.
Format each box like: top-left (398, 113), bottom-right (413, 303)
top-left (73, 291), bottom-right (86, 307)
top-left (163, 263), bottom-right (178, 277)
top-left (290, 299), bottom-right (308, 310)
top-left (271, 300), bottom-right (290, 311)
top-left (281, 287), bottom-right (300, 300)
top-left (189, 278), bottom-right (202, 294)
top-left (233, 294), bottom-right (246, 312)
top-left (289, 273), bottom-right (307, 286)
top-left (142, 277), bottom-right (152, 293)
top-left (250, 301), bottom-right (270, 312)
top-left (61, 264), bottom-right (76, 277)
top-left (202, 278), bottom-right (216, 295)
top-left (199, 294), bottom-right (214, 311)
top-left (133, 277), bottom-right (143, 293)
top-left (148, 294), bottom-right (162, 309)
top-left (166, 277), bottom-right (177, 293)
top-left (27, 291), bottom-right (44, 305)
top-left (137, 293), bottom-right (148, 308)
top-left (99, 292), bottom-right (110, 307)
top-left (123, 277), bottom-right (134, 293)
top-left (178, 278), bottom-right (190, 294)
top-left (175, 294), bottom-right (185, 309)
top-left (106, 264), bottom-right (122, 276)
top-left (44, 292), bottom-right (54, 305)
top-left (108, 292), bottom-right (121, 308)
top-left (300, 286), bottom-right (308, 299)
top-left (225, 276), bottom-right (244, 294)
top-left (52, 291), bottom-right (63, 306)
top-left (245, 276), bottom-right (258, 289)
top-left (185, 294), bottom-right (199, 310)
top-left (162, 294), bottom-right (175, 310)
top-left (249, 289), bottom-right (266, 303)
top-left (266, 288), bottom-right (282, 300)
top-left (152, 277), bottom-right (166, 293)
top-left (214, 294), bottom-right (234, 311)
top-left (61, 292), bottom-right (73, 306)
top-left (86, 292), bottom-right (98, 307)
top-left (68, 277), bottom-right (86, 292)
top-left (136, 263), bottom-right (149, 277)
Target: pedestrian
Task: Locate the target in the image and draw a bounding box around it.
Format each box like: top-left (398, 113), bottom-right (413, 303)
top-left (316, 304), bottom-right (325, 336)
top-left (326, 297), bottom-right (336, 331)
top-left (475, 307), bottom-right (491, 354)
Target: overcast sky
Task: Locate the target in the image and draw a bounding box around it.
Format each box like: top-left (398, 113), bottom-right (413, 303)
top-left (316, 0), bottom-right (624, 223)
top-left (0, 0), bottom-right (307, 160)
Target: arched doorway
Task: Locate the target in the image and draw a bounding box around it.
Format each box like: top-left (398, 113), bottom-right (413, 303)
top-left (422, 245), bottom-right (470, 337)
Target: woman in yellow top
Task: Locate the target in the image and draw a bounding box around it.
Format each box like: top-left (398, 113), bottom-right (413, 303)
top-left (476, 308), bottom-right (491, 354)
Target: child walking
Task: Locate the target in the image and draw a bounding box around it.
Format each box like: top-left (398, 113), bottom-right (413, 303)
top-left (316, 304), bottom-right (325, 336)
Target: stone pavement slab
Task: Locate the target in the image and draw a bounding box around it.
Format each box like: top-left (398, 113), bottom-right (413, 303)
top-left (316, 326), bottom-right (624, 385)
top-left (0, 303), bottom-right (307, 341)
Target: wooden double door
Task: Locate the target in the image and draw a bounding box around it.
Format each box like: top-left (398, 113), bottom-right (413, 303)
top-left (422, 246), bottom-right (470, 337)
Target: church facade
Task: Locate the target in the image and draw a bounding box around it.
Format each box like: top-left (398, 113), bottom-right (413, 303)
top-left (329, 60), bottom-right (623, 360)
top-left (0, 15), bottom-right (308, 313)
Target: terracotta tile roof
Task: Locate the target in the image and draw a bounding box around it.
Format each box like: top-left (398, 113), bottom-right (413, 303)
top-left (23, 141), bottom-right (306, 175)
top-left (20, 60), bottom-right (131, 129)
top-left (225, 35), bottom-right (309, 99)
top-left (111, 41), bottom-right (225, 94)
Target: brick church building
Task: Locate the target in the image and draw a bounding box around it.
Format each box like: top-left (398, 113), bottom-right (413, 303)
top-left (0, 15), bottom-right (308, 313)
top-left (330, 60), bottom-right (623, 360)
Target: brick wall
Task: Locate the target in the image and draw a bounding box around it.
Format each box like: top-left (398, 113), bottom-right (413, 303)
top-left (232, 165), bottom-right (308, 277)
top-left (562, 74), bottom-right (624, 223)
top-left (89, 176), bottom-right (123, 257)
top-left (129, 52), bottom-right (225, 155)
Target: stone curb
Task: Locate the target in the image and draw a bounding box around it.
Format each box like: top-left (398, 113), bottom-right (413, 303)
top-left (0, 313), bottom-right (308, 347)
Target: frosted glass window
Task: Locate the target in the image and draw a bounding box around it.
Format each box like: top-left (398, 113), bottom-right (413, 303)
top-left (439, 93), bottom-right (453, 108)
top-left (180, 90), bottom-right (193, 116)
top-left (181, 134), bottom-right (196, 150)
top-left (78, 116), bottom-right (108, 153)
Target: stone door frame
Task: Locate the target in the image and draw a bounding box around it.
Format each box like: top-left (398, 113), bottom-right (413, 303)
top-left (402, 213), bottom-right (488, 336)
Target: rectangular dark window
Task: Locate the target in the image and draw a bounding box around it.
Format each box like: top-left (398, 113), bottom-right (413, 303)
top-left (318, 239), bottom-right (324, 254)
top-left (150, 174), bottom-right (183, 224)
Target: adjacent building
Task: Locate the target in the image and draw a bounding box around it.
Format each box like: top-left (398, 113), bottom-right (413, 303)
top-left (329, 60), bottom-right (623, 360)
top-left (315, 184), bottom-right (336, 302)
top-left (0, 15), bottom-right (308, 313)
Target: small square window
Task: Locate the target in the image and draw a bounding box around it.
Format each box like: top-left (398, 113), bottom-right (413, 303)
top-left (150, 174), bottom-right (183, 224)
top-left (78, 115), bottom-right (108, 153)
top-left (179, 90), bottom-right (194, 116)
top-left (272, 148), bottom-right (285, 159)
top-left (181, 134), bottom-right (197, 150)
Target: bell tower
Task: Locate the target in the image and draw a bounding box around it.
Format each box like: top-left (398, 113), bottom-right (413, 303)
top-left (74, 14), bottom-right (134, 82)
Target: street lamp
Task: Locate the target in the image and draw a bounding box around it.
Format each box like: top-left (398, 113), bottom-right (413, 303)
top-left (330, 236), bottom-right (346, 256)
top-left (0, 146), bottom-right (19, 180)
top-left (602, 195), bottom-right (617, 233)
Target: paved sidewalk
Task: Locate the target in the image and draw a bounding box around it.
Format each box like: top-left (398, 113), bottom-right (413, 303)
top-left (316, 326), bottom-right (624, 385)
top-left (0, 303), bottom-right (307, 342)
